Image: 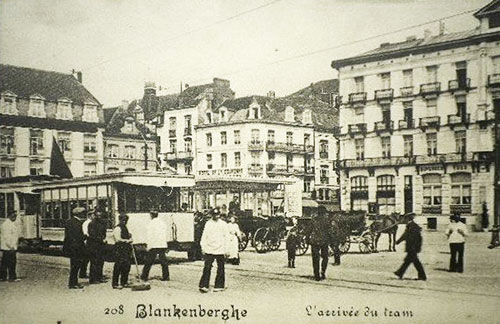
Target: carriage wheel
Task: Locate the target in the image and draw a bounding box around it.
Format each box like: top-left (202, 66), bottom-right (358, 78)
top-left (268, 237), bottom-right (281, 251)
top-left (295, 236), bottom-right (309, 256)
top-left (253, 227), bottom-right (269, 254)
top-left (239, 232), bottom-right (249, 251)
top-left (338, 238), bottom-right (350, 254)
top-left (359, 233), bottom-right (374, 254)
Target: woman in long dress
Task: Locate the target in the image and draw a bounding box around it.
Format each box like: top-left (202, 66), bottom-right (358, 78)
top-left (226, 215), bottom-right (242, 265)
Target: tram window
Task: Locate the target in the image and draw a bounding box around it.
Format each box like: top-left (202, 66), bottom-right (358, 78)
top-left (61, 201), bottom-right (70, 220)
top-left (0, 193), bottom-right (5, 218)
top-left (3, 193), bottom-right (14, 216)
top-left (25, 194), bottom-right (39, 215)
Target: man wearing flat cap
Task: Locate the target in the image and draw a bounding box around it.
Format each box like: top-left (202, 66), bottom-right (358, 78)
top-left (446, 213), bottom-right (467, 273)
top-left (63, 207), bottom-right (86, 289)
top-left (394, 212), bottom-right (426, 281)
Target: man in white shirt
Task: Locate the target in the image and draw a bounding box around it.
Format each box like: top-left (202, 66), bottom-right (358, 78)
top-left (79, 211), bottom-right (94, 279)
top-left (141, 211), bottom-right (170, 282)
top-left (0, 211), bottom-right (20, 282)
top-left (198, 208), bottom-right (229, 293)
top-left (446, 214), bottom-right (468, 273)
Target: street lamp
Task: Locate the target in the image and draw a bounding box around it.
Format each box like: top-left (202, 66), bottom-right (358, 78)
top-left (489, 98), bottom-right (500, 249)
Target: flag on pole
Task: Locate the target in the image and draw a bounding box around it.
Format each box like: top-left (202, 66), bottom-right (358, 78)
top-left (50, 137), bottom-right (73, 178)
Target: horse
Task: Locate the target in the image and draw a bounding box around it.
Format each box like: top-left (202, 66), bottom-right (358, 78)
top-left (369, 213), bottom-right (402, 252)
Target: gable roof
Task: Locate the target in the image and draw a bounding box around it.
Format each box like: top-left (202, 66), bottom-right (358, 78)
top-left (0, 64), bottom-right (100, 106)
top-left (474, 0), bottom-right (500, 18)
top-left (289, 79), bottom-right (339, 100)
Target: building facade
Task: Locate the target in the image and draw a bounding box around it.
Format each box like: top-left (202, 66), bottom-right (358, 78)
top-left (332, 1), bottom-right (500, 229)
top-left (0, 64), bottom-right (104, 178)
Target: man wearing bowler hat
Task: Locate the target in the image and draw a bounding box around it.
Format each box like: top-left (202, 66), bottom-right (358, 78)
top-left (63, 207), bottom-right (86, 289)
top-left (394, 213), bottom-right (427, 281)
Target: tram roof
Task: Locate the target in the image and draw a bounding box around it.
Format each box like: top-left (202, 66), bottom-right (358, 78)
top-left (30, 172), bottom-right (195, 190)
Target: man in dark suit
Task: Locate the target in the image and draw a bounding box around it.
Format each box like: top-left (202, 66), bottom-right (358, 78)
top-left (63, 207), bottom-right (86, 289)
top-left (394, 213), bottom-right (427, 281)
top-left (310, 206), bottom-right (332, 281)
top-left (88, 208), bottom-right (108, 284)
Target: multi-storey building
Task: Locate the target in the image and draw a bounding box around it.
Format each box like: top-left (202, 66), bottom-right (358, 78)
top-left (332, 0), bottom-right (500, 229)
top-left (0, 64), bottom-right (104, 178)
top-left (102, 102), bottom-right (157, 173)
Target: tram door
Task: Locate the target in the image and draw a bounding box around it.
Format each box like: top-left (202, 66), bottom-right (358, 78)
top-left (404, 175), bottom-right (413, 214)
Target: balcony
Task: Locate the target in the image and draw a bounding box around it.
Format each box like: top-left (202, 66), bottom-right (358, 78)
top-left (400, 86), bottom-right (414, 97)
top-left (374, 88), bottom-right (394, 102)
top-left (248, 140), bottom-right (264, 151)
top-left (342, 156), bottom-right (415, 169)
top-left (305, 166), bottom-right (315, 176)
top-left (398, 119), bottom-right (414, 129)
top-left (415, 154), bottom-right (443, 164)
top-left (0, 145), bottom-right (16, 158)
top-left (415, 152), bottom-right (473, 165)
top-left (168, 129), bottom-right (176, 138)
top-left (448, 78), bottom-right (471, 93)
top-left (165, 151), bottom-right (193, 161)
top-left (184, 127), bottom-right (192, 136)
top-left (348, 92), bottom-right (367, 105)
top-left (266, 164), bottom-right (293, 175)
top-left (420, 82), bottom-right (441, 97)
top-left (419, 116), bottom-right (440, 130)
top-left (319, 151), bottom-right (329, 159)
top-left (487, 74), bottom-right (500, 88)
top-left (450, 204), bottom-right (471, 215)
top-left (266, 142), bottom-right (306, 153)
top-left (447, 114), bottom-right (470, 129)
top-left (473, 151), bottom-right (494, 162)
top-left (305, 145), bottom-right (314, 154)
top-left (347, 123), bottom-right (367, 137)
top-left (374, 120), bottom-right (394, 134)
top-left (248, 163), bottom-right (263, 173)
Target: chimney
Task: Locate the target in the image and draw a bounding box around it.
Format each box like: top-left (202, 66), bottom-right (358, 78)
top-left (144, 81), bottom-right (156, 97)
top-left (213, 78), bottom-right (230, 88)
top-left (77, 71), bottom-right (82, 83)
top-left (380, 42), bottom-right (391, 48)
top-left (267, 90), bottom-right (276, 98)
top-left (424, 29), bottom-right (432, 40)
top-left (121, 100), bottom-right (129, 110)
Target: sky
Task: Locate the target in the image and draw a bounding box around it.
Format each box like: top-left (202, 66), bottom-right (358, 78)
top-left (0, 0), bottom-right (491, 107)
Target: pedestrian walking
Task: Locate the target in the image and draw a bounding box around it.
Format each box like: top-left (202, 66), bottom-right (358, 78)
top-left (286, 218), bottom-right (298, 268)
top-left (199, 208), bottom-right (229, 293)
top-left (0, 211), bottom-right (21, 282)
top-left (330, 217), bottom-right (342, 266)
top-left (79, 211), bottom-right (94, 279)
top-left (226, 215), bottom-right (241, 265)
top-left (310, 206), bottom-right (331, 281)
top-left (112, 214), bottom-right (133, 289)
top-left (446, 213), bottom-right (467, 273)
top-left (63, 207), bottom-right (86, 289)
top-left (88, 209), bottom-right (108, 284)
top-left (394, 213), bottom-right (427, 281)
top-left (141, 211), bottom-right (170, 282)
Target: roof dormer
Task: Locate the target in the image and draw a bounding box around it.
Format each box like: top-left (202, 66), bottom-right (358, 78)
top-left (0, 90), bottom-right (18, 115)
top-left (219, 107), bottom-right (228, 122)
top-left (28, 94), bottom-right (46, 118)
top-left (302, 109), bottom-right (312, 124)
top-left (285, 106), bottom-right (295, 122)
top-left (56, 97), bottom-right (73, 120)
top-left (82, 101), bottom-right (99, 123)
top-left (248, 98), bottom-right (261, 120)
top-left (475, 0), bottom-right (500, 33)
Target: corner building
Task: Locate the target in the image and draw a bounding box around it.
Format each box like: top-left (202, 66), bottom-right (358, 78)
top-left (331, 1), bottom-right (500, 229)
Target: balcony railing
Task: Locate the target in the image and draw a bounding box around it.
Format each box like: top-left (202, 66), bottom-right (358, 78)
top-left (374, 120), bottom-right (394, 133)
top-left (400, 86), bottom-right (414, 97)
top-left (347, 123), bottom-right (367, 136)
top-left (165, 151), bottom-right (193, 160)
top-left (248, 140), bottom-right (264, 151)
top-left (266, 142), bottom-right (306, 153)
top-left (398, 119), bottom-right (414, 129)
top-left (420, 82), bottom-right (441, 96)
top-left (184, 127), bottom-right (192, 136)
top-left (248, 163), bottom-right (263, 173)
top-left (342, 156), bottom-right (415, 168)
top-left (319, 151), bottom-right (329, 159)
top-left (419, 116), bottom-right (440, 130)
top-left (415, 152), bottom-right (473, 164)
top-left (348, 92), bottom-right (367, 105)
top-left (447, 114), bottom-right (470, 128)
top-left (374, 88), bottom-right (394, 101)
top-left (266, 164), bottom-right (293, 175)
top-left (448, 78), bottom-right (471, 92)
top-left (473, 151), bottom-right (494, 162)
top-left (450, 205), bottom-right (471, 215)
top-left (487, 74), bottom-right (500, 88)
top-left (168, 129), bottom-right (176, 138)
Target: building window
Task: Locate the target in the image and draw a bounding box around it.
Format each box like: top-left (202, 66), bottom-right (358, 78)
top-left (206, 133), bottom-right (212, 147)
top-left (493, 56), bottom-right (500, 74)
top-left (286, 154), bottom-right (293, 169)
top-left (57, 132), bottom-right (71, 152)
top-left (107, 144), bottom-right (119, 158)
top-left (220, 131), bottom-right (227, 145)
top-left (381, 104), bottom-right (391, 125)
top-left (124, 120), bottom-right (134, 133)
top-left (403, 102), bottom-right (413, 124)
top-left (302, 109), bottom-right (312, 124)
top-left (403, 135), bottom-right (413, 157)
top-left (319, 140), bottom-right (328, 158)
top-left (220, 109), bottom-right (226, 122)
top-left (403, 69), bottom-right (413, 87)
top-left (351, 176), bottom-right (368, 211)
top-left (83, 135), bottom-right (97, 154)
top-left (451, 173), bottom-right (471, 205)
top-left (221, 153), bottom-right (227, 168)
top-left (423, 174), bottom-right (442, 207)
top-left (304, 180), bottom-right (312, 193)
top-left (426, 98), bottom-right (437, 116)
top-left (82, 104), bottom-right (98, 123)
top-left (267, 130), bottom-right (275, 144)
top-left (56, 99), bottom-right (73, 120)
top-left (377, 175), bottom-right (395, 215)
top-left (251, 129), bottom-right (260, 144)
top-left (185, 163), bottom-right (192, 175)
top-left (380, 72), bottom-right (391, 89)
top-left (30, 129), bottom-right (44, 155)
top-left (124, 145), bottom-right (135, 159)
top-left (29, 167), bottom-right (43, 176)
top-left (251, 152), bottom-right (260, 165)
top-left (28, 96), bottom-right (46, 118)
top-left (169, 117), bottom-right (176, 130)
top-left (488, 12), bottom-right (500, 29)
top-left (84, 163), bottom-right (97, 177)
top-left (0, 166), bottom-right (14, 178)
top-left (285, 106), bottom-right (295, 122)
top-left (169, 139), bottom-right (177, 153)
top-left (455, 130), bottom-right (466, 154)
top-left (286, 132), bottom-right (293, 145)
top-left (381, 137), bottom-right (391, 158)
top-left (455, 61), bottom-right (467, 88)
top-left (107, 167), bottom-right (119, 173)
top-left (185, 138), bottom-right (192, 152)
top-left (249, 107), bottom-right (260, 119)
top-left (234, 152), bottom-right (241, 167)
top-left (355, 138), bottom-right (364, 160)
top-left (206, 113), bottom-right (212, 123)
top-left (426, 133), bottom-right (437, 156)
top-left (0, 128), bottom-right (15, 154)
top-left (456, 96), bottom-right (467, 119)
top-left (234, 130), bottom-right (240, 144)
top-left (320, 166), bottom-right (329, 184)
top-left (0, 92), bottom-right (18, 115)
top-left (354, 76), bottom-right (364, 92)
top-left (207, 154), bottom-right (212, 169)
top-left (184, 115), bottom-right (192, 133)
top-left (426, 65), bottom-right (438, 83)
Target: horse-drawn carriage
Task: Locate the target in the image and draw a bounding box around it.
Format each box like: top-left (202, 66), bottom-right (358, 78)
top-left (237, 212), bottom-right (288, 253)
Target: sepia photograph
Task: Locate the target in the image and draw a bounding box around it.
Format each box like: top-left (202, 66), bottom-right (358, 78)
top-left (1, 0), bottom-right (500, 323)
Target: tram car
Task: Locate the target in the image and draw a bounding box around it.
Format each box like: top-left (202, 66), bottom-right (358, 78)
top-left (0, 172), bottom-right (196, 258)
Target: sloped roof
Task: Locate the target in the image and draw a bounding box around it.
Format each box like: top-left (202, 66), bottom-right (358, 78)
top-left (289, 79), bottom-right (339, 99)
top-left (0, 64), bottom-right (100, 106)
top-left (219, 96), bottom-right (269, 111)
top-left (103, 107), bottom-right (119, 125)
top-left (474, 0), bottom-right (500, 18)
top-left (103, 106), bottom-right (155, 138)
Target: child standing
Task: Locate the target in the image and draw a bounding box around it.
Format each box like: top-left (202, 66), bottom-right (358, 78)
top-left (286, 218), bottom-right (299, 268)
